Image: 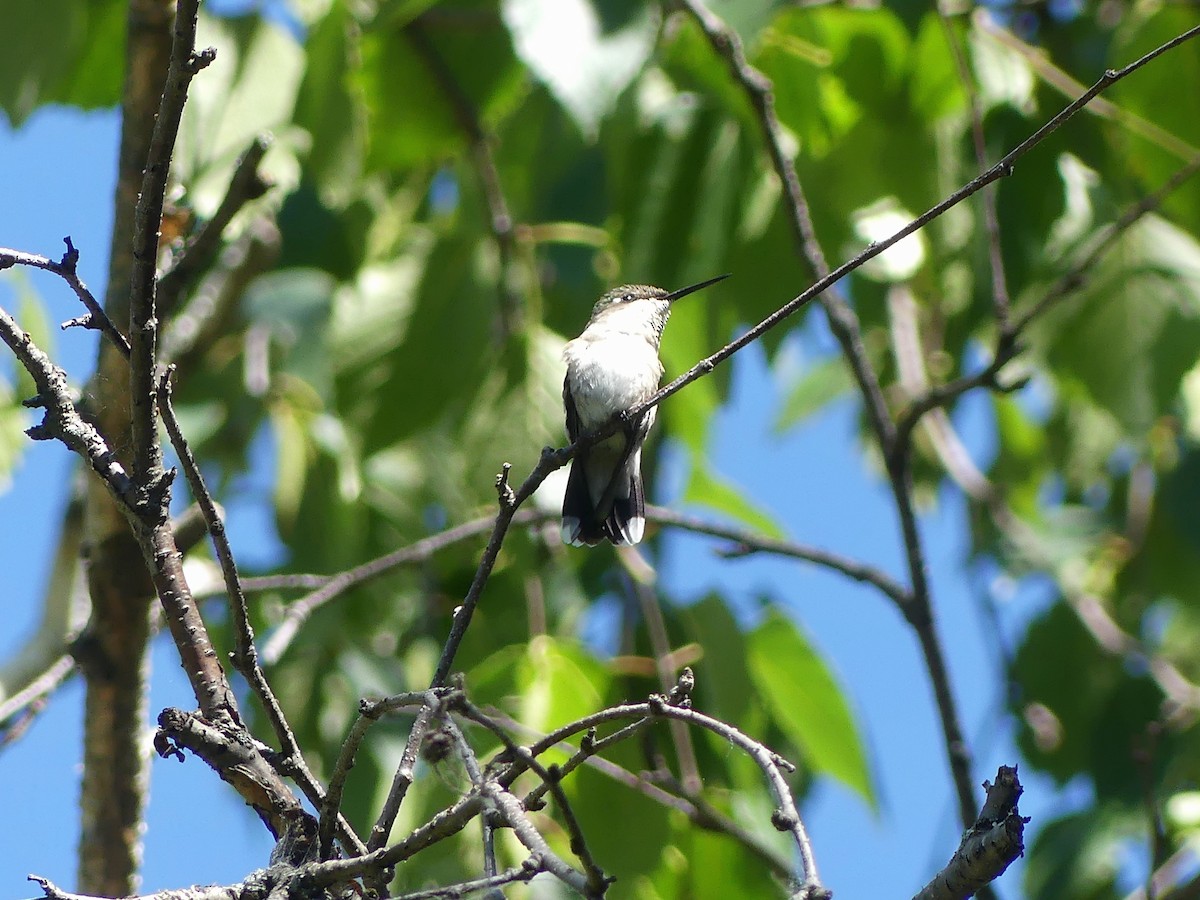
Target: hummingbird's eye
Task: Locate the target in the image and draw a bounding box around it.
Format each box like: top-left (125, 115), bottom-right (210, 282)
top-left (622, 293), bottom-right (633, 303)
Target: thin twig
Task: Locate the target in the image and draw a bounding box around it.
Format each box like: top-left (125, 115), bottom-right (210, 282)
top-left (429, 463), bottom-right (526, 687)
top-left (485, 699), bottom-right (795, 881)
top-left (319, 692), bottom-right (437, 861)
top-left (618, 549), bottom-right (703, 795)
top-left (0, 306), bottom-right (138, 505)
top-left (648, 505), bottom-right (913, 610)
top-left (937, 8), bottom-right (1013, 336)
top-left (155, 366), bottom-right (366, 856)
top-left (455, 700), bottom-right (610, 895)
top-left (257, 507), bottom-right (548, 666)
top-left (494, 696), bottom-right (822, 897)
top-left (440, 712), bottom-right (503, 889)
top-left (405, 17), bottom-right (522, 339)
top-left (390, 860), bottom-right (544, 899)
top-left (0, 239), bottom-right (130, 356)
top-left (127, 0), bottom-right (214, 487)
top-left (376, 794), bottom-right (487, 868)
top-left (480, 780), bottom-right (592, 895)
top-left (0, 654), bottom-right (75, 747)
top-left (368, 704), bottom-right (438, 853)
top-left (157, 136), bottom-right (270, 315)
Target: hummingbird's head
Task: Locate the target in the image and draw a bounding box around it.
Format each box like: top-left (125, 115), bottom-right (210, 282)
top-left (586, 274), bottom-right (730, 340)
top-left (591, 284), bottom-right (669, 316)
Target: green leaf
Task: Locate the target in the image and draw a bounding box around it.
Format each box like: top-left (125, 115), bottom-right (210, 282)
top-left (244, 268), bottom-right (338, 403)
top-left (516, 635), bottom-right (609, 737)
top-left (774, 354), bottom-right (853, 433)
top-left (1011, 601), bottom-right (1164, 795)
top-left (684, 461), bottom-right (786, 540)
top-left (356, 3), bottom-right (523, 171)
top-left (361, 234), bottom-right (495, 450)
top-left (0, 0), bottom-right (124, 126)
top-left (682, 595), bottom-right (754, 723)
top-left (746, 609), bottom-right (874, 805)
top-left (293, 0), bottom-right (366, 201)
top-left (177, 13), bottom-right (307, 211)
top-left (675, 817), bottom-right (785, 898)
top-left (1024, 807), bottom-right (1139, 900)
top-left (1042, 214), bottom-right (1200, 435)
top-left (0, 378), bottom-right (28, 492)
top-left (501, 0), bottom-right (659, 137)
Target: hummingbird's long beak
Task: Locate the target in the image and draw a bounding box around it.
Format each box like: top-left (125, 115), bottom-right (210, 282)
top-left (665, 273), bottom-right (731, 304)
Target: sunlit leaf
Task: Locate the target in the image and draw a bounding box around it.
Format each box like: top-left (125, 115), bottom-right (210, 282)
top-left (501, 0), bottom-right (659, 138)
top-left (775, 354), bottom-right (853, 433)
top-left (747, 609), bottom-right (874, 805)
top-left (684, 461), bottom-right (786, 540)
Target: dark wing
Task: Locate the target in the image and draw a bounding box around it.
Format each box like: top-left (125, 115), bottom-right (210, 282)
top-left (563, 374), bottom-right (582, 442)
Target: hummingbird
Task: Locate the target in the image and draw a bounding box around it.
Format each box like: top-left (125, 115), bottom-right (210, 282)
top-left (561, 274), bottom-right (730, 546)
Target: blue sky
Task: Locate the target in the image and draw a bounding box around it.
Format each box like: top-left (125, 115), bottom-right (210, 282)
top-left (0, 103), bottom-right (1074, 898)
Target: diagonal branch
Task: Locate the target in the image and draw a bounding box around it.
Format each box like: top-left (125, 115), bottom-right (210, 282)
top-left (405, 16), bottom-right (522, 339)
top-left (0, 240), bottom-right (130, 356)
top-left (937, 8), bottom-right (1013, 337)
top-left (155, 367), bottom-right (366, 856)
top-left (157, 136), bottom-right (271, 315)
top-left (455, 698), bottom-right (610, 895)
top-left (127, 0), bottom-right (214, 488)
top-left (914, 766), bottom-right (1027, 900)
top-left (648, 505), bottom-right (913, 610)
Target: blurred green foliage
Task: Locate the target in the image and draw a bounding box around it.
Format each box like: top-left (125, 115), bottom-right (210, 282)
top-left (4, 0), bottom-right (1200, 895)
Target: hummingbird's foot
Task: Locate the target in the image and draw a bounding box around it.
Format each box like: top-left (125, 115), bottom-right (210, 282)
top-left (615, 409), bottom-right (642, 434)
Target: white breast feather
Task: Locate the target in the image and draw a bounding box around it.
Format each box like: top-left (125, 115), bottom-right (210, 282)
top-left (564, 331), bottom-right (663, 430)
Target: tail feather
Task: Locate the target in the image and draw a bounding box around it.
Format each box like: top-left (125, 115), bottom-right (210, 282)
top-left (561, 449), bottom-right (605, 546)
top-left (561, 444), bottom-right (646, 546)
top-left (602, 467), bottom-right (644, 545)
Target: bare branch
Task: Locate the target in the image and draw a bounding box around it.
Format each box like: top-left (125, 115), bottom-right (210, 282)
top-left (157, 136), bottom-right (271, 315)
top-left (368, 704), bottom-right (438, 854)
top-left (405, 16), bottom-right (522, 339)
top-left (647, 505), bottom-right (912, 610)
top-left (156, 367), bottom-right (365, 856)
top-left (914, 766), bottom-right (1027, 900)
top-left (390, 859), bottom-right (544, 900)
top-left (481, 780), bottom-right (591, 895)
top-left (0, 654), bottom-right (75, 748)
top-left (256, 507), bottom-right (549, 666)
top-left (127, 0), bottom-right (214, 488)
top-left (0, 306), bottom-right (138, 506)
top-left (0, 240), bottom-right (130, 356)
top-left (455, 699), bottom-right (611, 895)
top-left (479, 697), bottom-right (797, 883)
top-left (29, 874), bottom-right (249, 900)
top-left (319, 691), bottom-right (438, 861)
top-left (428, 462), bottom-right (536, 687)
top-left (491, 692), bottom-right (824, 897)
